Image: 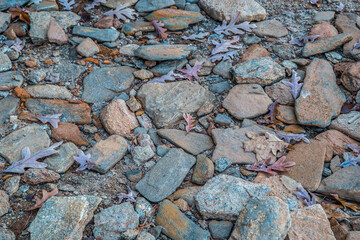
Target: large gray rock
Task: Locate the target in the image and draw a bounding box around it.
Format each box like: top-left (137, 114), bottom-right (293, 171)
top-left (53, 62), bottom-right (87, 83)
top-left (25, 85), bottom-right (72, 100)
top-left (0, 96), bottom-right (19, 127)
top-left (0, 124), bottom-right (51, 164)
top-left (0, 52), bottom-right (12, 72)
top-left (0, 190), bottom-right (10, 217)
top-left (82, 67), bottom-right (135, 103)
top-left (157, 129), bottom-right (213, 155)
top-left (0, 12), bottom-right (11, 33)
top-left (93, 202), bottom-right (139, 240)
top-left (330, 112), bottom-right (360, 141)
top-left (44, 142), bottom-right (78, 173)
top-left (136, 148), bottom-right (196, 202)
top-left (0, 0), bottom-right (29, 11)
top-left (28, 196), bottom-right (101, 240)
top-left (195, 174), bottom-right (270, 220)
top-left (230, 196), bottom-right (291, 240)
top-left (72, 26), bottom-right (120, 42)
top-left (0, 228), bottom-right (15, 240)
top-left (0, 71), bottom-right (23, 90)
top-left (134, 45), bottom-right (196, 61)
top-left (137, 81), bottom-right (215, 128)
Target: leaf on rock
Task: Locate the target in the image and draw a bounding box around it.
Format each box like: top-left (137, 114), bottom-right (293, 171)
top-left (74, 150), bottom-right (95, 171)
top-left (211, 36), bottom-right (241, 55)
top-left (214, 12), bottom-right (256, 35)
top-left (37, 114), bottom-right (62, 129)
top-left (85, 0), bottom-right (106, 11)
top-left (210, 50), bottom-right (238, 62)
top-left (183, 113), bottom-right (196, 133)
top-left (27, 188), bottom-right (59, 211)
top-left (276, 131), bottom-right (310, 144)
top-left (118, 186), bottom-right (137, 203)
top-left (246, 156), bottom-right (295, 175)
top-left (59, 0), bottom-right (75, 10)
top-left (147, 70), bottom-right (182, 83)
top-left (331, 194), bottom-right (359, 211)
top-left (104, 4), bottom-right (138, 22)
top-left (182, 32), bottom-right (210, 40)
top-left (289, 35), bottom-right (320, 47)
top-left (152, 20), bottom-right (168, 41)
top-left (294, 184), bottom-right (316, 206)
top-left (5, 38), bottom-right (24, 54)
top-left (284, 70), bottom-right (303, 99)
top-left (178, 61), bottom-right (203, 81)
top-left (347, 144), bottom-right (360, 153)
top-left (354, 39), bottom-right (360, 49)
top-left (4, 142), bottom-right (63, 174)
top-left (340, 152), bottom-right (360, 167)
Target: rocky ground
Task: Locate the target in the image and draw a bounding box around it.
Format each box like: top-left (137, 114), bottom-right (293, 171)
top-left (0, 0), bottom-right (360, 239)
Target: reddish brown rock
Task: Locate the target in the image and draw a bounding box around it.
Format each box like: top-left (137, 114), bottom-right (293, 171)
top-left (309, 22), bottom-right (338, 40)
top-left (24, 168), bottom-right (60, 185)
top-left (25, 60), bottom-right (37, 68)
top-left (340, 62), bottom-right (360, 92)
top-left (276, 105), bottom-right (298, 125)
top-left (174, 198), bottom-right (190, 212)
top-left (76, 38), bottom-right (99, 58)
top-left (100, 99), bottom-right (139, 136)
top-left (241, 44), bottom-right (270, 62)
top-left (14, 87), bottom-right (30, 99)
top-left (47, 21), bottom-right (68, 45)
top-left (335, 14), bottom-right (360, 60)
top-left (191, 155), bottom-right (214, 185)
top-left (264, 81), bottom-right (294, 106)
top-left (282, 140), bottom-right (326, 191)
top-left (51, 122), bottom-right (88, 146)
top-left (94, 16), bottom-right (114, 29)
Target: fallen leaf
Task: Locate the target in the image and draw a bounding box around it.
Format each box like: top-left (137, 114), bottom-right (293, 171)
top-left (283, 125), bottom-right (306, 133)
top-left (26, 188), bottom-right (59, 211)
top-left (331, 194), bottom-right (359, 212)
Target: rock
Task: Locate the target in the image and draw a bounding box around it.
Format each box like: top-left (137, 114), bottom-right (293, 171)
top-left (295, 59), bottom-right (346, 127)
top-left (76, 38), bottom-right (99, 57)
top-left (0, 52), bottom-right (12, 72)
top-left (4, 22), bottom-right (28, 39)
top-left (191, 155), bottom-right (214, 185)
top-left (100, 99), bottom-right (139, 136)
top-left (3, 176), bottom-right (20, 196)
top-left (126, 95), bottom-right (142, 112)
top-left (94, 16), bottom-right (114, 29)
top-left (276, 105), bottom-right (298, 124)
top-left (44, 142), bottom-right (78, 173)
top-left (0, 124), bottom-right (50, 163)
top-left (135, 197), bottom-right (153, 223)
top-left (223, 84), bottom-right (272, 120)
top-left (340, 62), bottom-right (360, 92)
top-left (133, 69), bottom-right (153, 80)
top-left (195, 174), bottom-right (270, 220)
top-left (119, 44), bottom-right (140, 57)
top-left (265, 81), bottom-right (294, 105)
top-left (157, 129), bottom-right (213, 155)
top-left (316, 166), bottom-right (360, 202)
top-left (314, 11), bottom-right (335, 23)
top-left (51, 122), bottom-right (88, 146)
top-left (135, 44), bottom-right (196, 61)
top-left (282, 140), bottom-right (326, 191)
top-left (25, 85), bottom-right (72, 100)
top-left (82, 67), bottom-right (135, 103)
top-left (135, 148), bottom-right (196, 202)
top-left (26, 99), bottom-right (91, 124)
top-left (309, 22), bottom-right (338, 40)
top-left (29, 12), bottom-right (51, 44)
top-left (170, 186), bottom-right (201, 207)
top-left (213, 60), bottom-right (232, 79)
top-left (241, 44), bottom-right (270, 62)
top-left (302, 33), bottom-right (352, 57)
top-left (0, 190), bottom-right (10, 217)
top-left (330, 112), bottom-right (360, 141)
top-left (102, 0), bottom-right (138, 9)
top-left (28, 196), bottom-right (101, 240)
top-left (335, 14), bottom-right (360, 60)
top-left (72, 26), bottom-right (120, 42)
top-left (213, 157), bottom-right (232, 172)
top-left (155, 200), bottom-right (210, 240)
top-left (89, 135), bottom-right (129, 173)
top-left (0, 96), bottom-right (19, 127)
top-left (132, 145), bottom-right (155, 163)
top-left (0, 12), bottom-right (11, 33)
top-left (137, 81), bottom-right (215, 127)
top-left (214, 114), bottom-right (234, 126)
top-left (349, 232), bottom-right (360, 240)
top-left (145, 8), bottom-right (204, 30)
top-left (0, 228), bottom-right (15, 240)
top-left (47, 21), bottom-right (68, 45)
top-left (287, 204), bottom-right (336, 240)
top-left (253, 19), bottom-right (288, 38)
top-left (94, 202), bottom-right (139, 240)
top-left (135, 0), bottom-right (175, 12)
top-left (230, 196), bottom-right (291, 240)
top-left (137, 231), bottom-right (156, 240)
top-left (231, 57), bottom-right (285, 86)
top-left (209, 220), bottom-right (233, 240)
top-left (24, 168), bottom-right (60, 185)
top-left (53, 62), bottom-right (87, 83)
top-left (199, 0), bottom-right (266, 22)
top-left (0, 71), bottom-right (23, 90)
top-left (122, 20), bottom-right (154, 35)
top-left (330, 155), bottom-right (342, 173)
top-left (150, 59), bottom-right (187, 76)
top-left (212, 119), bottom-right (272, 164)
top-left (174, 198), bottom-right (190, 212)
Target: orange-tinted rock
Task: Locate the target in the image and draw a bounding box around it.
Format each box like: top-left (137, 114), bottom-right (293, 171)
top-left (241, 44), bottom-right (270, 62)
top-left (335, 14), bottom-right (360, 60)
top-left (174, 198), bottom-right (190, 212)
top-left (276, 105), bottom-right (298, 125)
top-left (51, 122), bottom-right (88, 146)
top-left (25, 60), bottom-right (37, 68)
top-left (23, 168), bottom-right (60, 185)
top-left (340, 62), bottom-right (360, 92)
top-left (47, 21), bottom-right (68, 45)
top-left (309, 22), bottom-right (338, 40)
top-left (4, 22), bottom-right (28, 38)
top-left (14, 87), bottom-right (30, 99)
top-left (191, 155), bottom-right (214, 185)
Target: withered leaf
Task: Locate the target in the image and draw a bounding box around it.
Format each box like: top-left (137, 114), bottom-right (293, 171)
top-left (26, 188), bottom-right (59, 211)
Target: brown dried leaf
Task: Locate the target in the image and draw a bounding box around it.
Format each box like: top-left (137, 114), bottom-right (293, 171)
top-left (331, 194), bottom-right (359, 212)
top-left (283, 125), bottom-right (306, 134)
top-left (26, 188), bottom-right (59, 211)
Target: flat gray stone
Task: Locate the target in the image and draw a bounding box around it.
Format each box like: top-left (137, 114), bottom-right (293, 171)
top-left (72, 26), bottom-right (120, 42)
top-left (28, 196), bottom-right (102, 240)
top-left (0, 124), bottom-right (51, 164)
top-left (29, 12), bottom-right (51, 44)
top-left (0, 0), bottom-right (29, 11)
top-left (195, 174), bottom-right (270, 220)
top-left (49, 11), bottom-right (81, 33)
top-left (0, 52), bottom-right (12, 72)
top-left (53, 62), bottom-right (87, 83)
top-left (0, 71), bottom-right (24, 90)
top-left (44, 142), bottom-right (78, 173)
top-left (82, 67), bottom-right (135, 103)
top-left (135, 0), bottom-right (175, 12)
top-left (0, 12), bottom-right (11, 33)
top-left (314, 11), bottom-right (335, 23)
top-left (102, 0), bottom-right (139, 9)
top-left (253, 19), bottom-right (288, 38)
top-left (134, 45), bottom-right (196, 61)
top-left (136, 148), bottom-right (196, 202)
top-left (330, 112), bottom-right (360, 141)
top-left (0, 190), bottom-right (10, 217)
top-left (157, 129), bottom-right (213, 155)
top-left (0, 228), bottom-right (15, 240)
top-left (25, 85), bottom-right (72, 100)
top-left (150, 59), bottom-right (187, 76)
top-left (137, 81), bottom-right (215, 128)
top-left (94, 202), bottom-right (139, 240)
top-left (0, 96), bottom-right (19, 127)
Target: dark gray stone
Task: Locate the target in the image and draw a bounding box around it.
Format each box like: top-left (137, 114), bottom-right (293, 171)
top-left (72, 26), bottom-right (120, 42)
top-left (209, 220), bottom-right (233, 240)
top-left (209, 81), bottom-right (231, 94)
top-left (0, 190), bottom-right (10, 217)
top-left (0, 0), bottom-right (29, 11)
top-left (135, 0), bottom-right (175, 12)
top-left (53, 62), bottom-right (87, 83)
top-left (214, 114), bottom-right (234, 126)
top-left (150, 59), bottom-right (187, 76)
top-left (44, 142), bottom-right (77, 173)
top-left (0, 96), bottom-right (19, 127)
top-left (213, 60), bottom-right (232, 79)
top-left (0, 52), bottom-right (12, 72)
top-left (25, 85), bottom-right (72, 100)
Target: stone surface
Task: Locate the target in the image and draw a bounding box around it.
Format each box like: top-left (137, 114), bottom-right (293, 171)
top-left (82, 67), bottom-right (135, 103)
top-left (157, 129), bottom-right (213, 155)
top-left (150, 59), bottom-right (187, 76)
top-left (76, 38), bottom-right (99, 57)
top-left (191, 155), bottom-right (214, 185)
top-left (253, 20), bottom-right (288, 38)
top-left (309, 22), bottom-right (338, 40)
top-left (241, 44), bottom-right (270, 62)
top-left (137, 81), bottom-right (215, 127)
top-left (231, 57), bottom-right (285, 86)
top-left (213, 60), bottom-right (232, 79)
top-left (230, 196), bottom-right (291, 240)
top-left (223, 84), bottom-right (272, 120)
top-left (330, 112), bottom-right (360, 141)
top-left (29, 12), bottom-right (51, 44)
top-left (340, 62), bottom-right (360, 92)
top-left (195, 174), bottom-right (270, 220)
top-left (135, 44), bottom-right (196, 61)
top-left (265, 80), bottom-right (294, 106)
top-left (335, 14), bottom-right (360, 60)
top-left (53, 62), bottom-right (87, 83)
top-left (314, 11), bottom-right (335, 23)
top-left (3, 176), bottom-right (20, 196)
top-left (199, 0), bottom-right (266, 22)
top-left (0, 71), bottom-right (23, 90)
top-left (133, 69), bottom-right (153, 80)
top-left (51, 122), bottom-right (88, 146)
top-left (0, 228), bottom-right (15, 240)
top-left (28, 196), bottom-right (101, 240)
top-left (155, 200), bottom-right (210, 240)
top-left (0, 52), bottom-right (12, 72)
top-left (276, 105), bottom-right (298, 124)
top-left (0, 190), bottom-right (10, 217)
top-left (282, 140), bottom-right (326, 191)
top-left (0, 96), bottom-right (20, 127)
top-left (102, 0), bottom-right (138, 8)
top-left (47, 21), bottom-right (68, 45)
top-left (295, 59), bottom-right (346, 128)
top-left (100, 99), bottom-right (139, 136)
top-left (145, 9), bottom-right (204, 30)
top-left (287, 204), bottom-right (336, 240)
top-left (132, 145), bottom-right (155, 163)
top-left (135, 0), bottom-right (175, 12)
top-left (89, 135), bottom-right (129, 173)
top-left (24, 168), bottom-right (60, 185)
top-left (0, 12), bottom-right (11, 33)
top-left (122, 20), bottom-right (155, 35)
top-left (26, 99), bottom-right (91, 124)
top-left (302, 33), bottom-right (352, 57)
top-left (25, 85), bottom-right (72, 100)
top-left (349, 232), bottom-right (360, 240)
top-left (93, 202), bottom-right (139, 240)
top-left (44, 142), bottom-right (78, 173)
top-left (72, 26), bottom-right (120, 42)
top-left (135, 148), bottom-right (196, 202)
top-left (170, 186), bottom-right (202, 207)
top-left (209, 220), bottom-right (233, 240)
top-left (316, 166), bottom-right (360, 202)
top-left (0, 124), bottom-right (50, 164)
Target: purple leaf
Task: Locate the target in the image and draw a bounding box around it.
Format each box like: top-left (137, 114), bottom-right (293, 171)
top-left (58, 0), bottom-right (75, 10)
top-left (74, 150), bottom-right (95, 171)
top-left (118, 186), bottom-right (137, 203)
top-left (290, 35), bottom-right (319, 47)
top-left (347, 144), bottom-right (360, 153)
top-left (336, 2), bottom-right (345, 13)
top-left (37, 114), bottom-right (62, 129)
top-left (284, 70), bottom-right (303, 99)
top-left (276, 132), bottom-right (310, 144)
top-left (182, 32), bottom-right (210, 40)
top-left (104, 4), bottom-right (138, 22)
top-left (211, 36), bottom-right (241, 55)
top-left (5, 38), bottom-right (24, 54)
top-left (354, 39), bottom-right (360, 49)
top-left (210, 50), bottom-right (238, 62)
top-left (246, 156), bottom-right (295, 175)
top-left (294, 184), bottom-right (316, 206)
top-left (214, 13), bottom-right (256, 35)
top-left (178, 61), bottom-right (203, 81)
top-left (152, 20), bottom-right (168, 41)
top-left (340, 152), bottom-right (360, 167)
top-left (85, 0), bottom-right (107, 11)
top-left (147, 70), bottom-right (182, 83)
top-left (3, 141), bottom-right (63, 174)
